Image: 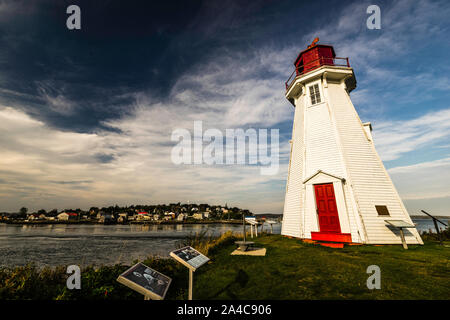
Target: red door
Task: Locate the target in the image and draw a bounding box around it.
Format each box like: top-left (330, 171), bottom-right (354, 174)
top-left (314, 183), bottom-right (341, 233)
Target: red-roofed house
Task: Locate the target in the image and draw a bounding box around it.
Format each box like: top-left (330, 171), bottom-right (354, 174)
top-left (136, 212), bottom-right (152, 221)
top-left (57, 212), bottom-right (78, 221)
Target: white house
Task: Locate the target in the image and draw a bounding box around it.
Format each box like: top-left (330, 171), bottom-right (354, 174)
top-left (193, 213), bottom-right (204, 220)
top-left (57, 212), bottom-right (78, 221)
top-left (281, 41), bottom-right (423, 246)
top-left (136, 212), bottom-right (152, 221)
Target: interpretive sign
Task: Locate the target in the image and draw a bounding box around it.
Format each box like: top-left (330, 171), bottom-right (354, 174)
top-left (117, 262), bottom-right (171, 300)
top-left (170, 246), bottom-right (210, 271)
top-left (170, 246), bottom-right (210, 300)
top-left (384, 220), bottom-right (415, 228)
top-left (245, 216), bottom-right (258, 225)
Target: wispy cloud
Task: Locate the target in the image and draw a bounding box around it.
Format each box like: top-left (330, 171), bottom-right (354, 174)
top-left (373, 108), bottom-right (450, 161)
top-left (388, 157), bottom-right (450, 214)
top-left (0, 101), bottom-right (288, 212)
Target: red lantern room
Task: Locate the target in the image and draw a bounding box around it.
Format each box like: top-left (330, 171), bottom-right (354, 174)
top-left (294, 43), bottom-right (336, 75)
top-left (285, 38), bottom-right (351, 91)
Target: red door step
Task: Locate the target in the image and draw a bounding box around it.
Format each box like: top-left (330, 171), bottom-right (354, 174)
top-left (319, 242), bottom-right (344, 248)
top-left (311, 231), bottom-right (352, 243)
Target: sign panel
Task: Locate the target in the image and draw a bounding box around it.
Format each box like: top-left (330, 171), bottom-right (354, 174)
top-left (170, 246), bottom-right (209, 271)
top-left (117, 262), bottom-right (171, 300)
top-left (245, 216), bottom-right (259, 225)
top-left (385, 220), bottom-right (415, 228)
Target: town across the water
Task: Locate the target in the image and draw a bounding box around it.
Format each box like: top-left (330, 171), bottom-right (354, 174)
top-left (0, 204), bottom-right (283, 225)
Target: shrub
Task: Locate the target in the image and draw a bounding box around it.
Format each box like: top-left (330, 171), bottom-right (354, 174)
top-left (421, 226), bottom-right (450, 241)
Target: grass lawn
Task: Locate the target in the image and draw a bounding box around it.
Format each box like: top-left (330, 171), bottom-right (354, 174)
top-left (192, 234), bottom-right (450, 300)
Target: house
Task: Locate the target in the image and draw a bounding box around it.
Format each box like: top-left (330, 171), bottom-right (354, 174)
top-left (177, 213), bottom-right (185, 221)
top-left (117, 213), bottom-right (128, 223)
top-left (27, 213), bottom-right (44, 221)
top-left (99, 214), bottom-right (115, 224)
top-left (136, 212), bottom-right (152, 221)
top-left (57, 212), bottom-right (78, 221)
top-left (164, 212), bottom-right (176, 220)
top-left (193, 213), bottom-right (204, 220)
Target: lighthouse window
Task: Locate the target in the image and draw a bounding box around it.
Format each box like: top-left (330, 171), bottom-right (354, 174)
top-left (309, 84), bottom-right (321, 105)
top-left (375, 205), bottom-right (390, 216)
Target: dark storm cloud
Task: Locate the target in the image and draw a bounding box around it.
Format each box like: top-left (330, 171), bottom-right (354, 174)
top-left (0, 0), bottom-right (215, 132)
top-left (0, 1), bottom-right (262, 131)
top-left (94, 153), bottom-right (115, 163)
top-left (0, 0), bottom-right (347, 133)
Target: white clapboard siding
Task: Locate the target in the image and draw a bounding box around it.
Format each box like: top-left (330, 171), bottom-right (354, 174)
top-left (282, 63), bottom-right (422, 245)
top-left (327, 83), bottom-right (423, 244)
top-left (303, 101), bottom-right (345, 238)
top-left (304, 102), bottom-right (345, 178)
top-left (281, 95), bottom-right (305, 238)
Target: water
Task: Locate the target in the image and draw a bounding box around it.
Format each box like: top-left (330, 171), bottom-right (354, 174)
top-left (0, 223), bottom-right (281, 268)
top-left (412, 218), bottom-right (448, 234)
top-left (0, 218), bottom-right (445, 268)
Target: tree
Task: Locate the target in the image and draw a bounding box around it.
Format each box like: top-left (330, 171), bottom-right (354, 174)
top-left (18, 207), bottom-right (28, 218)
top-left (89, 207), bottom-right (99, 217)
top-left (37, 209), bottom-right (47, 215)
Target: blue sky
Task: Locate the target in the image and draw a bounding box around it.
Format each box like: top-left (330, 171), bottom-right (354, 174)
top-left (0, 0), bottom-right (449, 215)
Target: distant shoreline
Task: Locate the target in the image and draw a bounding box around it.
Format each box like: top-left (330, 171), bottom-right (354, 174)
top-left (1, 216), bottom-right (447, 226)
top-left (0, 219), bottom-right (245, 226)
top-left (410, 215), bottom-right (449, 220)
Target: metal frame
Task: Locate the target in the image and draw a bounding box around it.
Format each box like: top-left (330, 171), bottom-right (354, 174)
top-left (285, 57), bottom-right (350, 90)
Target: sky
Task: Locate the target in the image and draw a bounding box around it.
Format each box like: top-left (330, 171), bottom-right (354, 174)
top-left (0, 0), bottom-right (449, 215)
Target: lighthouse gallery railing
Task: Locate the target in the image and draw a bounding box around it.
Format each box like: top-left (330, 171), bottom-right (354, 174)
top-left (285, 57), bottom-right (350, 91)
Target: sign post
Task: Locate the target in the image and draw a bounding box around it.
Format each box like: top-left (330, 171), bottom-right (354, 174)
top-left (385, 220), bottom-right (417, 250)
top-left (170, 246), bottom-right (210, 300)
top-left (189, 269), bottom-right (193, 300)
top-left (243, 213), bottom-right (246, 242)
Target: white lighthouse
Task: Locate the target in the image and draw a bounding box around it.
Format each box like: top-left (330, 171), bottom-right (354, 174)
top-left (281, 40), bottom-right (423, 246)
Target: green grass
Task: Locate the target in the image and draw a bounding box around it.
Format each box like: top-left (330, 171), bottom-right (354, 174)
top-left (192, 234), bottom-right (450, 300)
top-left (0, 233), bottom-right (448, 300)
